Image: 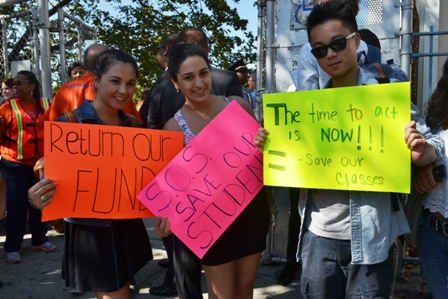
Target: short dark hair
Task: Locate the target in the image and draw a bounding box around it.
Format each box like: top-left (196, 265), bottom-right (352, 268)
top-left (67, 61), bottom-right (86, 78)
top-left (306, 0), bottom-right (358, 42)
top-left (92, 49), bottom-right (139, 79)
top-left (358, 28), bottom-right (381, 50)
top-left (168, 43), bottom-right (210, 82)
top-left (312, 0), bottom-right (360, 16)
top-left (178, 28), bottom-right (208, 52)
top-left (158, 33), bottom-right (179, 48)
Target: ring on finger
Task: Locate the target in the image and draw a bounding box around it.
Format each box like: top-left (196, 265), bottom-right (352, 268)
top-left (40, 195), bottom-right (45, 202)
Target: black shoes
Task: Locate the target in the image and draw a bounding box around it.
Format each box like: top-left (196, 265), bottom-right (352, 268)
top-left (277, 262), bottom-right (301, 286)
top-left (149, 283), bottom-right (177, 296)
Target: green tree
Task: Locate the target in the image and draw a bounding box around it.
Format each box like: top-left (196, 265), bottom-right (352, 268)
top-left (2, 0), bottom-right (257, 96)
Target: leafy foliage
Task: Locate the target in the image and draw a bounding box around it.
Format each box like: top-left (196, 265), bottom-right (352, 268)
top-left (2, 0), bottom-right (257, 96)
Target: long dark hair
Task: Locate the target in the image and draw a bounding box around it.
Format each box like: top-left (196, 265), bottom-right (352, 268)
top-left (17, 70), bottom-right (44, 114)
top-left (92, 49), bottom-right (138, 79)
top-left (425, 58), bottom-right (448, 132)
top-left (168, 43), bottom-right (210, 82)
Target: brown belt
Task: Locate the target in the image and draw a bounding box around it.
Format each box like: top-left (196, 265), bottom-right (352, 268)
top-left (423, 209), bottom-right (448, 237)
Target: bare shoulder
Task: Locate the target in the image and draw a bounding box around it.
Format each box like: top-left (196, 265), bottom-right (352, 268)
top-left (163, 117), bottom-right (181, 132)
top-left (226, 95), bottom-right (245, 103)
top-left (227, 96), bottom-right (256, 119)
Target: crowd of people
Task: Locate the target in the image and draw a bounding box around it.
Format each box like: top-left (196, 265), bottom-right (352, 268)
top-left (0, 0), bottom-right (447, 299)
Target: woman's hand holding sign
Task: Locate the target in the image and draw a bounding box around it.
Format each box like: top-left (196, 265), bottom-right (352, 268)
top-left (28, 178), bottom-right (58, 209)
top-left (154, 216), bottom-right (172, 238)
top-left (254, 128), bottom-right (269, 150)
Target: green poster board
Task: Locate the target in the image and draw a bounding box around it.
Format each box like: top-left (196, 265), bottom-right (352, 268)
top-left (263, 82), bottom-right (411, 193)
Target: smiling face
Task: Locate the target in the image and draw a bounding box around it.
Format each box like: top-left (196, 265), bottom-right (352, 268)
top-left (310, 19), bottom-right (360, 84)
top-left (172, 55), bottom-right (211, 103)
top-left (95, 61), bottom-right (137, 111)
top-left (12, 74), bottom-right (35, 100)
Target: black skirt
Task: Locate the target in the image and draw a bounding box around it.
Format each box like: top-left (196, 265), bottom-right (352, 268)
top-left (201, 187), bottom-right (271, 266)
top-left (62, 219), bottom-right (153, 292)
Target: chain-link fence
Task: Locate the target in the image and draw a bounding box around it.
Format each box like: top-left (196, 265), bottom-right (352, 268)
top-left (0, 6), bottom-right (96, 95)
top-left (0, 8), bottom-right (38, 79)
top-left (51, 8), bottom-right (97, 86)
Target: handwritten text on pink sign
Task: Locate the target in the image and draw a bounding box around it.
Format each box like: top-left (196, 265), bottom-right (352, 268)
top-left (137, 101), bottom-right (263, 258)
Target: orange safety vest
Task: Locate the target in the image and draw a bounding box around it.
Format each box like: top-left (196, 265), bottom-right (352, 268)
top-left (8, 98), bottom-right (50, 160)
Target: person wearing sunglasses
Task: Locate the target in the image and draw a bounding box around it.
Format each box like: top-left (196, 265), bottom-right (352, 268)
top-left (291, 0), bottom-right (388, 91)
top-left (0, 70), bottom-right (55, 265)
top-left (256, 1), bottom-right (443, 298)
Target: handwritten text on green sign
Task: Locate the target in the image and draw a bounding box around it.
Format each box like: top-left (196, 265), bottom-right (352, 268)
top-left (262, 83), bottom-right (411, 193)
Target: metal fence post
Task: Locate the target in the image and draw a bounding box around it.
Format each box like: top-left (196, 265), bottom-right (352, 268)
top-left (58, 8), bottom-right (66, 85)
top-left (1, 18), bottom-right (8, 76)
top-left (31, 7), bottom-right (40, 80)
top-left (38, 0), bottom-right (52, 99)
top-left (398, 0), bottom-right (413, 78)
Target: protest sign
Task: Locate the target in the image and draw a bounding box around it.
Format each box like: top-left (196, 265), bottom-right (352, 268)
top-left (263, 82), bottom-right (411, 193)
top-left (137, 101), bottom-right (263, 259)
top-left (43, 122), bottom-right (183, 221)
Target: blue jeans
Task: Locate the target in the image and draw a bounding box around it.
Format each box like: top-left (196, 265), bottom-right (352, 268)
top-left (417, 211), bottom-right (448, 299)
top-left (300, 230), bottom-right (393, 299)
top-left (1, 159), bottom-right (48, 252)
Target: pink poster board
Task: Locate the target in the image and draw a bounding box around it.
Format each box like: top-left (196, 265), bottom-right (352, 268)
top-left (137, 101), bottom-right (263, 258)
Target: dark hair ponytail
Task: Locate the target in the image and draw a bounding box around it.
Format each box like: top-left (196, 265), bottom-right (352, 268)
top-left (17, 70), bottom-right (44, 114)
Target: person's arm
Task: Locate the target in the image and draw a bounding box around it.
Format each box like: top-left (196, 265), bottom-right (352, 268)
top-left (254, 127), bottom-right (269, 150)
top-left (413, 164), bottom-right (437, 194)
top-left (0, 102), bottom-right (12, 143)
top-left (230, 96), bottom-right (256, 119)
top-left (405, 120), bottom-right (437, 167)
top-left (148, 90), bottom-right (163, 129)
top-left (28, 178), bottom-right (58, 209)
top-left (154, 216), bottom-right (172, 237)
top-left (295, 43), bottom-right (320, 91)
top-left (408, 103), bottom-right (444, 165)
top-left (227, 72), bottom-right (243, 97)
top-left (162, 116), bottom-right (181, 132)
top-left (139, 92), bottom-right (152, 128)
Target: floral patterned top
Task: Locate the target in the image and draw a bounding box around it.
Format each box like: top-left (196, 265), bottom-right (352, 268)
top-left (174, 96), bottom-right (230, 145)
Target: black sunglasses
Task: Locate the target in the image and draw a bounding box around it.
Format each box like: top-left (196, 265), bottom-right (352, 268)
top-left (310, 32), bottom-right (356, 59)
top-left (156, 45), bottom-right (165, 52)
top-left (12, 80), bottom-right (30, 87)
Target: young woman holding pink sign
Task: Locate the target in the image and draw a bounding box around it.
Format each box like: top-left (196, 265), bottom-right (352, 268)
top-left (155, 43), bottom-right (270, 299)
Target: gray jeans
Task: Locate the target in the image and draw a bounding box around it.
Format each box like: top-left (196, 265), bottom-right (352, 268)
top-left (300, 230), bottom-right (393, 299)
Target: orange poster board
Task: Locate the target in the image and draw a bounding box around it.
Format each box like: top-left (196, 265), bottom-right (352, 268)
top-left (42, 121), bottom-right (183, 221)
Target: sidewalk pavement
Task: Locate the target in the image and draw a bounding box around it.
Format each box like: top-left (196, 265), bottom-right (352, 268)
top-left (0, 218), bottom-right (431, 299)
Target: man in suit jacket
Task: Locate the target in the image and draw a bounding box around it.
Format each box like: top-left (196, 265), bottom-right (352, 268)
top-left (147, 28), bottom-right (242, 129)
top-left (140, 34), bottom-right (179, 128)
top-left (147, 28), bottom-right (243, 299)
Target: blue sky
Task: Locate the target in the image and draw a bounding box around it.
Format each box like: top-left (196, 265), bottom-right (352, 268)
top-left (97, 0), bottom-right (258, 38)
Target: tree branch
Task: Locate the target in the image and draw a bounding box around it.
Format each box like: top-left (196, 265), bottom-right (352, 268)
top-left (49, 0), bottom-right (73, 17)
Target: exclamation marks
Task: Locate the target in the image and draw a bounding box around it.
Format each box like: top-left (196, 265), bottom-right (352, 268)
top-left (357, 125), bottom-right (361, 150)
top-left (357, 125), bottom-right (385, 153)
